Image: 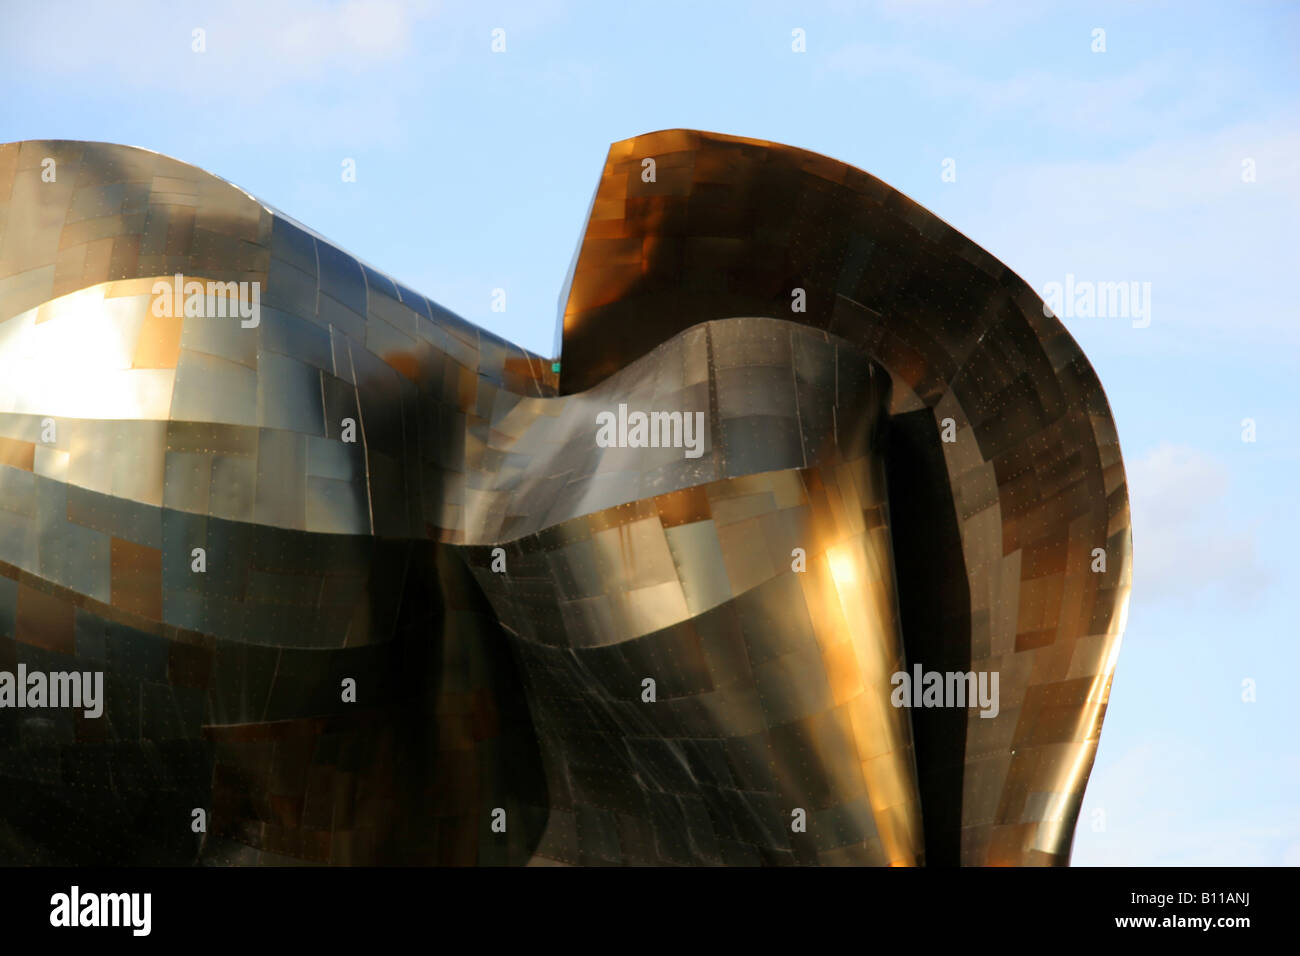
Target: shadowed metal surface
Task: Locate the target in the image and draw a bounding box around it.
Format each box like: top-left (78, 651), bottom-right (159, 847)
top-left (0, 131), bottom-right (1130, 865)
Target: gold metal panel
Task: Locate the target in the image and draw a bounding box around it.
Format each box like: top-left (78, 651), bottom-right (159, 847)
top-left (0, 133), bottom-right (1129, 867)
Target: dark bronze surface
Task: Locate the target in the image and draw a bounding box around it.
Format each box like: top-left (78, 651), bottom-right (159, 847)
top-left (0, 131), bottom-right (1130, 865)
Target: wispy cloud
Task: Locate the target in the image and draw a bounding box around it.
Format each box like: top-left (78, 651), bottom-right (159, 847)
top-left (1127, 443), bottom-right (1266, 602)
top-left (1, 0), bottom-right (440, 95)
top-left (1077, 738), bottom-right (1300, 865)
top-left (819, 41), bottom-right (1248, 140)
top-left (959, 116), bottom-right (1300, 347)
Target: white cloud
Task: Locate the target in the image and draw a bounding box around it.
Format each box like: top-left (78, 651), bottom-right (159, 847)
top-left (819, 42), bottom-right (1236, 139)
top-left (2, 0), bottom-right (440, 94)
top-left (961, 116), bottom-right (1300, 347)
top-left (1076, 738), bottom-right (1300, 865)
top-left (272, 0), bottom-right (427, 67)
top-left (1127, 443), bottom-right (1266, 602)
top-left (835, 0), bottom-right (1027, 28)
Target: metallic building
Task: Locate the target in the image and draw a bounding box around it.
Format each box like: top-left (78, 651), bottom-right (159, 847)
top-left (0, 130), bottom-right (1130, 866)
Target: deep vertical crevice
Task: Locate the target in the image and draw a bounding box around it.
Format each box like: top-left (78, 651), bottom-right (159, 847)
top-left (885, 409), bottom-right (972, 866)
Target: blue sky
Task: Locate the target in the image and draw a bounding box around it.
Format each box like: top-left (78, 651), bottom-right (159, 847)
top-left (2, 0), bottom-right (1296, 865)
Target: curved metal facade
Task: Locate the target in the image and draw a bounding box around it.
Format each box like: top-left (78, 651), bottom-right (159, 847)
top-left (0, 130), bottom-right (1130, 865)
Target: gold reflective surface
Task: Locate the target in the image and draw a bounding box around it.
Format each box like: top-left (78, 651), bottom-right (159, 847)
top-left (0, 132), bottom-right (1129, 865)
